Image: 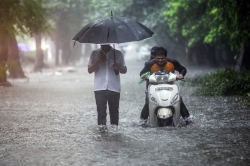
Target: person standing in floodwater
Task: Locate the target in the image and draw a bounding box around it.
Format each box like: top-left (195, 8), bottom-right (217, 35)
top-left (87, 44), bottom-right (127, 132)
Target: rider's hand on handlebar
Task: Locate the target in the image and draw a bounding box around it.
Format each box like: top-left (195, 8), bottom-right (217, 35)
top-left (176, 74), bottom-right (184, 80)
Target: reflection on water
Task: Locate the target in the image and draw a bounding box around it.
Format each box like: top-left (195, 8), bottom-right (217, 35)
top-left (0, 61), bottom-right (249, 166)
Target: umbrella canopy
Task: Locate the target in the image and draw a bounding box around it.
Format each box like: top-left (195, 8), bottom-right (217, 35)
top-left (72, 16), bottom-right (154, 44)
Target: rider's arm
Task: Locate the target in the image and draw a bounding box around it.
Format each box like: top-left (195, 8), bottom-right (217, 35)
top-left (140, 59), bottom-right (155, 76)
top-left (167, 58), bottom-right (187, 76)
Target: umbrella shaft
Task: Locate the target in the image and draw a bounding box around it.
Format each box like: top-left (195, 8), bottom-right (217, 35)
top-left (113, 44), bottom-right (116, 62)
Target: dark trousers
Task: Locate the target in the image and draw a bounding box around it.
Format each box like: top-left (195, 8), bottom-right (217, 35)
top-left (140, 94), bottom-right (190, 120)
top-left (94, 90), bottom-right (120, 126)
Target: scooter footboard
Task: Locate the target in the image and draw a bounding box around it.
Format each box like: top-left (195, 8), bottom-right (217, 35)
top-left (149, 104), bottom-right (158, 127)
top-left (172, 100), bottom-right (180, 127)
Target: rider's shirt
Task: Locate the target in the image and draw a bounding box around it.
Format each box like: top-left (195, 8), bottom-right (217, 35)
top-left (140, 58), bottom-right (187, 76)
top-left (150, 61), bottom-right (175, 74)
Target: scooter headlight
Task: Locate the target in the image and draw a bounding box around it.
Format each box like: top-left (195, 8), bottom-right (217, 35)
top-left (157, 108), bottom-right (173, 119)
top-left (171, 93), bottom-right (179, 104)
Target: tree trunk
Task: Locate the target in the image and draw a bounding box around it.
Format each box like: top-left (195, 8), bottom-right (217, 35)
top-left (0, 40), bottom-right (9, 84)
top-left (204, 44), bottom-right (217, 67)
top-left (61, 41), bottom-right (70, 65)
top-left (0, 29), bottom-right (11, 86)
top-left (8, 34), bottom-right (26, 78)
top-left (55, 44), bottom-right (59, 66)
top-left (50, 29), bottom-right (59, 66)
top-left (53, 29), bottom-right (59, 66)
top-left (33, 33), bottom-right (44, 72)
top-left (187, 43), bottom-right (217, 67)
top-left (185, 46), bottom-right (192, 66)
top-left (70, 42), bottom-right (82, 64)
top-left (235, 42), bottom-right (250, 71)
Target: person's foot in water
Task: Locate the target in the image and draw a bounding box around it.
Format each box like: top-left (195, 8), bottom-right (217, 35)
top-left (138, 119), bottom-right (147, 126)
top-left (99, 125), bottom-right (108, 133)
top-left (184, 116), bottom-right (194, 127)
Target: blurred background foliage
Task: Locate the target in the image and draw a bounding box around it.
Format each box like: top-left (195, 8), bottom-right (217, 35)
top-left (0, 0), bottom-right (250, 95)
top-left (1, 0), bottom-right (249, 67)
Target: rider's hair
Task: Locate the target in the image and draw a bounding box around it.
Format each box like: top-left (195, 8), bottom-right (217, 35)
top-left (154, 46), bottom-right (168, 57)
top-left (150, 46), bottom-right (158, 55)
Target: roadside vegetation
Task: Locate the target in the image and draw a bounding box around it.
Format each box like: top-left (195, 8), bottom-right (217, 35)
top-left (185, 69), bottom-right (250, 106)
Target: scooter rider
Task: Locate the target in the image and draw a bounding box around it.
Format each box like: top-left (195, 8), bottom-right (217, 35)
top-left (139, 46), bottom-right (193, 126)
top-left (143, 46), bottom-right (158, 103)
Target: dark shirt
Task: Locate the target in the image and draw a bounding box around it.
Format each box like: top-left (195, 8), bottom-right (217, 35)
top-left (140, 58), bottom-right (187, 91)
top-left (140, 58), bottom-right (187, 76)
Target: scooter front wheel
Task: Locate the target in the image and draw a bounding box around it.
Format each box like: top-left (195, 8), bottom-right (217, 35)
top-left (157, 118), bottom-right (173, 127)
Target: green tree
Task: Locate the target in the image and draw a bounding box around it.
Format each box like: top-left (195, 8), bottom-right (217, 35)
top-left (207, 0), bottom-right (250, 71)
top-left (164, 0), bottom-right (219, 66)
top-left (47, 0), bottom-right (135, 66)
top-left (46, 0), bottom-right (93, 66)
top-left (24, 0), bottom-right (49, 72)
top-left (163, 0), bottom-right (250, 69)
top-left (0, 0), bottom-right (49, 85)
top-left (93, 0), bottom-right (187, 62)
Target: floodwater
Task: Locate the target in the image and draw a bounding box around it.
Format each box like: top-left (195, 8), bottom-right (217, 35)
top-left (0, 55), bottom-right (249, 166)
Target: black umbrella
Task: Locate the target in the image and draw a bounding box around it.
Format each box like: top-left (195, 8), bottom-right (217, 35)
top-left (72, 14), bottom-right (154, 44)
top-left (72, 12), bottom-right (154, 74)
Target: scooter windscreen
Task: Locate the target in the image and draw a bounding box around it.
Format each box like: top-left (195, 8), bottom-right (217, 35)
top-left (154, 70), bottom-right (171, 84)
top-left (156, 75), bottom-right (169, 84)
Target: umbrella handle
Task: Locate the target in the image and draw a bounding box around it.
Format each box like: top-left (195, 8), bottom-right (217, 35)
top-left (113, 44), bottom-right (119, 75)
top-left (115, 69), bottom-right (119, 75)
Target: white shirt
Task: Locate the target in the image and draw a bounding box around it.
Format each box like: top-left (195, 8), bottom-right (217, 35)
top-left (88, 47), bottom-right (126, 93)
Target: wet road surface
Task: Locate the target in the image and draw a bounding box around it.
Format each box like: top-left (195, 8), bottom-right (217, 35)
top-left (0, 56), bottom-right (249, 166)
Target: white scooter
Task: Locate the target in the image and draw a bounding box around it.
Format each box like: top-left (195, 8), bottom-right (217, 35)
top-left (140, 70), bottom-right (182, 127)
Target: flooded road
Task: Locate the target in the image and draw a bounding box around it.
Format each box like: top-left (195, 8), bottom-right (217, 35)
top-left (0, 56), bottom-right (249, 166)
